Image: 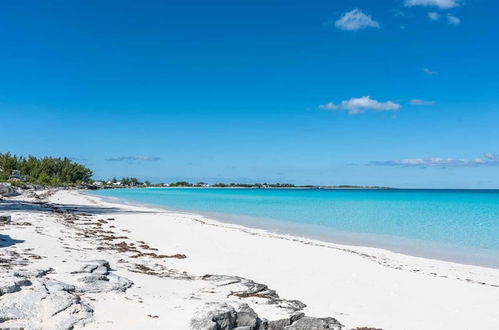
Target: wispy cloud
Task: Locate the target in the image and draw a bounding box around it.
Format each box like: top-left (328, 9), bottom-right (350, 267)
top-left (428, 12), bottom-right (440, 21)
top-left (105, 156), bottom-right (161, 162)
top-left (405, 0), bottom-right (461, 9)
top-left (319, 96), bottom-right (401, 115)
top-left (370, 153), bottom-right (499, 168)
top-left (335, 9), bottom-right (380, 31)
top-left (447, 13), bottom-right (460, 25)
top-left (409, 99), bottom-right (435, 105)
top-left (485, 153), bottom-right (499, 160)
top-left (423, 68), bottom-right (438, 75)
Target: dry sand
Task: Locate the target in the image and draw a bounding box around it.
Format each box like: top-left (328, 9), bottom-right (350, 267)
top-left (1, 189), bottom-right (498, 329)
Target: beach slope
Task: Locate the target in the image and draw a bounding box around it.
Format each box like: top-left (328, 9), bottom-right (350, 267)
top-left (1, 189), bottom-right (498, 329)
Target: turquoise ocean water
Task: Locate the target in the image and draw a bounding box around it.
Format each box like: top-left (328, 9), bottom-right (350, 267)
top-left (89, 188), bottom-right (499, 268)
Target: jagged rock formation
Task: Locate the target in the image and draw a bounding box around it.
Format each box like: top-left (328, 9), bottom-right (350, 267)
top-left (202, 274), bottom-right (307, 312)
top-left (72, 259), bottom-right (133, 293)
top-left (190, 302), bottom-right (343, 330)
top-left (0, 185), bottom-right (18, 197)
top-left (0, 260), bottom-right (132, 330)
top-left (0, 269), bottom-right (93, 329)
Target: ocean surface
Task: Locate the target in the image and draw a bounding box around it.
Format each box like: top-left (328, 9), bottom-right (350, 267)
top-left (88, 188), bottom-right (499, 268)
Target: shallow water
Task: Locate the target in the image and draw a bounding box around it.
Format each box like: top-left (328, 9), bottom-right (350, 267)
top-left (89, 188), bottom-right (499, 268)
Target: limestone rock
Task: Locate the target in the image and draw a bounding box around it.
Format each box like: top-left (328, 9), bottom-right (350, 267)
top-left (0, 276), bottom-right (31, 295)
top-left (0, 277), bottom-right (93, 330)
top-left (76, 273), bottom-right (133, 293)
top-left (283, 316), bottom-right (343, 330)
top-left (236, 303), bottom-right (259, 328)
top-left (190, 303), bottom-right (237, 330)
top-left (72, 260), bottom-right (133, 293)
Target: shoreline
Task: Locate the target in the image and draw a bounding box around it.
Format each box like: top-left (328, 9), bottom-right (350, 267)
top-left (86, 189), bottom-right (499, 270)
top-left (1, 189), bottom-right (499, 329)
top-left (85, 190), bottom-right (499, 282)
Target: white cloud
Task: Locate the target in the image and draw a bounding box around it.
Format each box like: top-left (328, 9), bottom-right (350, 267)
top-left (423, 68), bottom-right (437, 75)
top-left (485, 153), bottom-right (499, 160)
top-left (335, 9), bottom-right (380, 31)
top-left (447, 14), bottom-right (461, 24)
top-left (428, 12), bottom-right (440, 21)
top-left (319, 96), bottom-right (401, 115)
top-left (410, 99), bottom-right (435, 105)
top-left (405, 0), bottom-right (461, 9)
top-left (370, 153), bottom-right (499, 167)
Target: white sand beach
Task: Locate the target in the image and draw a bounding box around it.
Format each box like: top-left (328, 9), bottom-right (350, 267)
top-left (1, 189), bottom-right (499, 330)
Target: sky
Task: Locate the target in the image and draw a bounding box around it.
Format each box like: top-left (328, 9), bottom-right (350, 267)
top-left (1, 0), bottom-right (498, 188)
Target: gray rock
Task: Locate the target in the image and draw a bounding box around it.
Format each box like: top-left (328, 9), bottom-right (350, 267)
top-left (236, 303), bottom-right (259, 328)
top-left (202, 274), bottom-right (306, 315)
top-left (73, 260), bottom-right (110, 275)
top-left (0, 185), bottom-right (19, 197)
top-left (190, 303), bottom-right (237, 330)
top-left (44, 278), bottom-right (76, 293)
top-left (76, 273), bottom-right (133, 293)
top-left (257, 318), bottom-right (269, 330)
top-left (14, 267), bottom-right (53, 278)
top-left (0, 277), bottom-right (93, 330)
top-left (213, 307), bottom-right (237, 330)
top-left (268, 318), bottom-right (292, 330)
top-left (0, 215), bottom-right (12, 223)
top-left (283, 316), bottom-right (343, 330)
top-left (0, 276), bottom-right (31, 295)
top-left (72, 260), bottom-right (132, 293)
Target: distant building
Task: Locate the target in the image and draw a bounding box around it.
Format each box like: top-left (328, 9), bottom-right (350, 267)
top-left (10, 170), bottom-right (25, 181)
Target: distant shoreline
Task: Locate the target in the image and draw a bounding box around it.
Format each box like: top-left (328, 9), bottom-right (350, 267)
top-left (94, 185), bottom-right (397, 190)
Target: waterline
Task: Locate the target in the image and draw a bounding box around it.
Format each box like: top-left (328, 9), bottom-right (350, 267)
top-left (88, 188), bottom-right (499, 268)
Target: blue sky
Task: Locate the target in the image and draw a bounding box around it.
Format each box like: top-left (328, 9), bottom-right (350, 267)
top-left (1, 0), bottom-right (498, 188)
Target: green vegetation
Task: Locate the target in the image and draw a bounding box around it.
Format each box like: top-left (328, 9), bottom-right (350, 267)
top-left (0, 153), bottom-right (92, 186)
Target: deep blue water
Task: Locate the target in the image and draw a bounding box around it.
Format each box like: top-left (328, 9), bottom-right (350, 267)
top-left (88, 188), bottom-right (499, 268)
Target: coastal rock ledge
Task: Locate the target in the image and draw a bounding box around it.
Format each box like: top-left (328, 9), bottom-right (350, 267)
top-left (190, 302), bottom-right (344, 330)
top-left (0, 260), bottom-right (133, 330)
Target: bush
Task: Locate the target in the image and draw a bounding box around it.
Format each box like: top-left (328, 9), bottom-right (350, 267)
top-left (0, 152), bottom-right (93, 186)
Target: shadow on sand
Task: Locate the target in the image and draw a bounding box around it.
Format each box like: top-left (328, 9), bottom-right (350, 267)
top-left (0, 199), bottom-right (155, 215)
top-left (0, 233), bottom-right (25, 247)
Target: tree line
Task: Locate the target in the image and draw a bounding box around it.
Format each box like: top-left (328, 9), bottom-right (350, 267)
top-left (0, 153), bottom-right (93, 186)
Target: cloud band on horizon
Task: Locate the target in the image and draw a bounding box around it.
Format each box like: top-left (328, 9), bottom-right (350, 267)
top-left (369, 153), bottom-right (499, 168)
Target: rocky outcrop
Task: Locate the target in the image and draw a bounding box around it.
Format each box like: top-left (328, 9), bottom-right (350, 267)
top-left (72, 259), bottom-right (133, 293)
top-left (283, 316), bottom-right (343, 330)
top-left (0, 260), bottom-right (132, 330)
top-left (0, 269), bottom-right (93, 330)
top-left (191, 303), bottom-right (270, 330)
top-left (202, 274), bottom-right (306, 312)
top-left (190, 302), bottom-right (343, 330)
top-left (0, 185), bottom-right (19, 197)
top-left (0, 276), bottom-right (31, 295)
